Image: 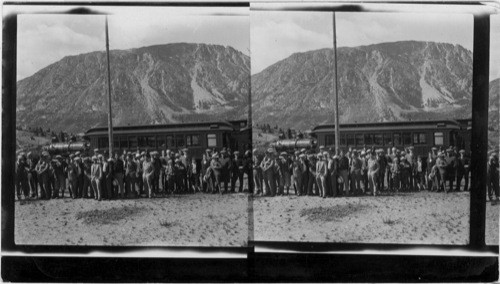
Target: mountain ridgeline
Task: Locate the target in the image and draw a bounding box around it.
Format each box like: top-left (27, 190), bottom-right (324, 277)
top-left (17, 43), bottom-right (250, 133)
top-left (252, 41), bottom-right (481, 131)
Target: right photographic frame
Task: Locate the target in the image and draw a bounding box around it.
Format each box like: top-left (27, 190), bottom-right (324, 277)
top-left (250, 3), bottom-right (499, 246)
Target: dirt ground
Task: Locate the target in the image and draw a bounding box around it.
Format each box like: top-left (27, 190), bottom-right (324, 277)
top-left (15, 193), bottom-right (249, 246)
top-left (253, 191), bottom-right (499, 245)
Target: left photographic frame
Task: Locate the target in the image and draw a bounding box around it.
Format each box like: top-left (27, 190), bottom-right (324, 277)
top-left (5, 3), bottom-right (252, 249)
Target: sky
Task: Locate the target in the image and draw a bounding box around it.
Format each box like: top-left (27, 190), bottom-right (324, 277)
top-left (16, 7), bottom-right (249, 80)
top-left (251, 11), bottom-right (480, 75)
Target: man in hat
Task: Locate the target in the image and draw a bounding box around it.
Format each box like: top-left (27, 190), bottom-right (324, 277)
top-left (328, 153), bottom-right (339, 197)
top-left (180, 148), bottom-right (190, 192)
top-left (316, 152), bottom-right (328, 198)
top-left (26, 152), bottom-right (39, 198)
top-left (280, 152), bottom-right (292, 195)
top-left (114, 152), bottom-right (125, 198)
top-left (455, 149), bottom-right (470, 192)
top-left (367, 151), bottom-right (380, 196)
top-left (307, 154), bottom-right (317, 196)
top-left (201, 149), bottom-right (212, 192)
top-left (210, 153), bottom-right (223, 194)
top-left (90, 156), bottom-right (102, 200)
top-left (231, 151), bottom-right (244, 193)
top-left (82, 156), bottom-right (93, 198)
top-left (405, 147), bottom-right (416, 191)
top-left (135, 153), bottom-right (144, 196)
top-left (427, 147), bottom-right (438, 191)
top-left (219, 149), bottom-right (230, 193)
top-left (53, 155), bottom-right (66, 198)
top-left (377, 149), bottom-right (388, 193)
top-left (36, 152), bottom-right (51, 199)
top-left (261, 148), bottom-right (276, 196)
top-left (66, 154), bottom-right (79, 199)
top-left (445, 147), bottom-right (457, 191)
top-left (274, 153), bottom-right (285, 196)
top-left (142, 153), bottom-right (154, 198)
top-left (360, 150), bottom-right (369, 193)
top-left (253, 149), bottom-right (263, 195)
top-left (349, 150), bottom-right (362, 195)
top-left (292, 152), bottom-right (304, 196)
top-left (338, 150), bottom-right (349, 196)
top-left (15, 154), bottom-right (29, 200)
top-left (125, 153), bottom-right (137, 197)
top-left (436, 152), bottom-right (448, 193)
top-left (487, 153), bottom-right (499, 201)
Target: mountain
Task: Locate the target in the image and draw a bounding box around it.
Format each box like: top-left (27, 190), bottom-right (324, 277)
top-left (16, 43), bottom-right (250, 133)
top-left (252, 41), bottom-right (474, 131)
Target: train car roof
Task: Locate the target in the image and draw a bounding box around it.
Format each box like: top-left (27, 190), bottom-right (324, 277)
top-left (311, 120), bottom-right (464, 133)
top-left (85, 121), bottom-right (236, 136)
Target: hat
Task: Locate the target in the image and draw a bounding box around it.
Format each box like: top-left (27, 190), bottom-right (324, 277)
top-left (431, 147), bottom-right (437, 151)
top-left (459, 149), bottom-right (465, 154)
top-left (408, 146), bottom-right (414, 150)
top-left (234, 151), bottom-right (240, 156)
top-left (135, 153), bottom-right (141, 158)
top-left (266, 148), bottom-right (274, 154)
top-left (175, 159), bottom-right (181, 163)
top-left (300, 148), bottom-right (306, 153)
top-left (55, 155), bottom-right (62, 159)
top-left (253, 149), bottom-right (258, 153)
top-left (212, 153), bottom-right (219, 158)
top-left (75, 151), bottom-right (81, 156)
top-left (245, 150), bottom-right (251, 156)
top-left (278, 155), bottom-right (284, 159)
top-left (107, 158), bottom-right (113, 162)
top-left (360, 151), bottom-right (366, 156)
top-left (74, 157), bottom-right (81, 161)
top-left (69, 154), bottom-right (75, 158)
top-left (141, 151), bottom-right (146, 156)
top-left (319, 145), bottom-right (325, 150)
top-left (92, 156), bottom-right (98, 161)
top-left (299, 154), bottom-right (306, 158)
top-left (206, 149), bottom-right (212, 153)
top-left (317, 153), bottom-right (323, 158)
top-left (94, 148), bottom-right (99, 152)
top-left (98, 154), bottom-right (103, 159)
top-left (333, 155), bottom-right (339, 159)
top-left (175, 153), bottom-right (180, 158)
top-left (392, 147), bottom-right (397, 150)
top-left (294, 151), bottom-right (300, 155)
top-left (221, 149), bottom-right (227, 154)
top-left (323, 151), bottom-right (328, 156)
top-left (366, 149), bottom-right (371, 153)
top-left (182, 148), bottom-right (189, 152)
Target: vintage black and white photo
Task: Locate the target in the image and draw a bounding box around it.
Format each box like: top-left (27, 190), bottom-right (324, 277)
top-left (14, 6), bottom-right (251, 246)
top-left (250, 9), bottom-right (499, 245)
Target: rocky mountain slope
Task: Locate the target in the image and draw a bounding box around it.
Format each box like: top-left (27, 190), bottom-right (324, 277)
top-left (17, 43), bottom-right (250, 133)
top-left (252, 41), bottom-right (475, 131)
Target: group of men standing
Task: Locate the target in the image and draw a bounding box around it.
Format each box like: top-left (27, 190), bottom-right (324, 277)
top-left (14, 147), bottom-right (253, 201)
top-left (251, 145), bottom-right (484, 198)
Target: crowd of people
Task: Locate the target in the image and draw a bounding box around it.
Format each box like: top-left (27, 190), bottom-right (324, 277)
top-left (252, 145), bottom-right (500, 200)
top-left (14, 145), bottom-right (500, 202)
top-left (14, 147), bottom-right (253, 201)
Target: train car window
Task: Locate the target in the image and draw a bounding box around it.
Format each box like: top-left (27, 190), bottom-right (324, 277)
top-left (434, 132), bottom-right (444, 146)
top-left (98, 137), bottom-right (108, 149)
top-left (413, 132), bottom-right (427, 145)
top-left (346, 134), bottom-right (354, 146)
top-left (374, 134), bottom-right (383, 146)
top-left (166, 135), bottom-right (174, 148)
top-left (129, 136), bottom-right (137, 148)
top-left (157, 135), bottom-right (166, 149)
top-left (340, 134), bottom-right (346, 146)
top-left (364, 134), bottom-right (373, 145)
top-left (176, 135), bottom-right (185, 148)
top-left (186, 134), bottom-right (201, 147)
top-left (207, 133), bottom-right (217, 147)
top-left (383, 133), bottom-right (392, 146)
top-left (113, 139), bottom-right (120, 149)
top-left (355, 134), bottom-right (363, 146)
top-left (393, 133), bottom-right (402, 146)
top-left (325, 134), bottom-right (334, 146)
top-left (402, 132), bottom-right (412, 145)
top-left (147, 136), bottom-right (156, 148)
top-left (138, 137), bottom-right (147, 148)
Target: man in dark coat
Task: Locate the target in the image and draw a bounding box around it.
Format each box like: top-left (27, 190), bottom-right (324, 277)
top-left (455, 149), bottom-right (470, 192)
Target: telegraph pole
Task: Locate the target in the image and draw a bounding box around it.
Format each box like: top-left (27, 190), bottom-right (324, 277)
top-left (332, 12), bottom-right (340, 155)
top-left (105, 16), bottom-right (114, 157)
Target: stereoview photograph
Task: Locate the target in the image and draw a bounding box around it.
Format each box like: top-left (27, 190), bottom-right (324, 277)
top-left (14, 7), bottom-right (251, 246)
top-left (251, 10), bottom-right (499, 245)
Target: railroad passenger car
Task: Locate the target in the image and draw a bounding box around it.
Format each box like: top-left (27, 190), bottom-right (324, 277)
top-left (84, 119), bottom-right (251, 160)
top-left (310, 119), bottom-right (472, 157)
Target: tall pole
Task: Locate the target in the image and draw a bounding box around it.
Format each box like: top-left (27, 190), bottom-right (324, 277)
top-left (105, 16), bottom-right (114, 157)
top-left (332, 12), bottom-right (340, 155)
